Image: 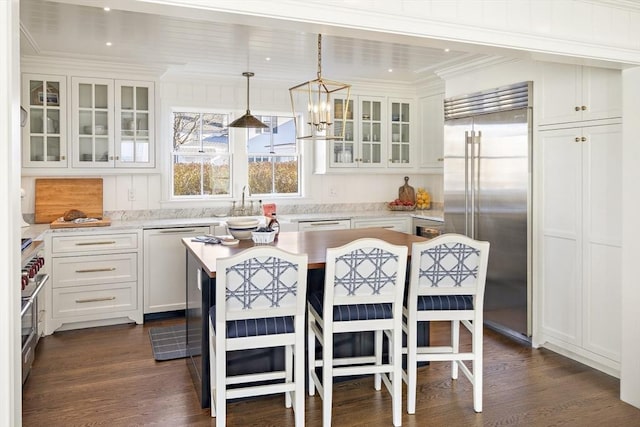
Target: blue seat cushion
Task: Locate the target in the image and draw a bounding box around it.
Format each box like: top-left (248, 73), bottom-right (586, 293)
top-left (413, 295), bottom-right (474, 311)
top-left (308, 291), bottom-right (393, 321)
top-left (209, 306), bottom-right (295, 338)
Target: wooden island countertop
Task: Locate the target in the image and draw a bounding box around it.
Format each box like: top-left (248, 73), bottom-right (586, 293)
top-left (182, 227), bottom-right (428, 278)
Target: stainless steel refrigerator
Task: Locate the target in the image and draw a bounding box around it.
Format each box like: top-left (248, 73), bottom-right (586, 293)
top-left (443, 81), bottom-right (532, 342)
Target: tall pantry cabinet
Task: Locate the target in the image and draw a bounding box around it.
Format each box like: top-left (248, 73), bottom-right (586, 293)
top-left (536, 62), bottom-right (622, 376)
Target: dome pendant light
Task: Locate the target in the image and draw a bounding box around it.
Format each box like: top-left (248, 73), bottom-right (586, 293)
top-left (229, 72), bottom-right (268, 128)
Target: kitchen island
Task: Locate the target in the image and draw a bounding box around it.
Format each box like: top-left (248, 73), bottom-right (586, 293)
top-left (183, 227), bottom-right (428, 408)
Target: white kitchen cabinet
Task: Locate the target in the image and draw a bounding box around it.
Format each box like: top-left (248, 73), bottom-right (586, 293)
top-left (47, 230), bottom-right (143, 333)
top-left (351, 217), bottom-right (410, 234)
top-left (316, 95), bottom-right (418, 173)
top-left (21, 74), bottom-right (68, 168)
top-left (329, 96), bottom-right (386, 169)
top-left (71, 77), bottom-right (154, 168)
top-left (538, 63), bottom-right (621, 126)
top-left (298, 219), bottom-right (351, 232)
top-left (418, 93), bottom-right (444, 170)
top-left (537, 123), bottom-right (622, 374)
top-left (143, 226), bottom-right (209, 314)
top-left (388, 99), bottom-right (414, 167)
top-left (115, 80), bottom-right (155, 167)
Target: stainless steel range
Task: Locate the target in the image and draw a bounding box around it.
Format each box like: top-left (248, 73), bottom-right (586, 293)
top-left (21, 238), bottom-right (48, 385)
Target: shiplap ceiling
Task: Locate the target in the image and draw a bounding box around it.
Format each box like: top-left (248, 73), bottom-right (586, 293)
top-left (19, 0), bottom-right (486, 84)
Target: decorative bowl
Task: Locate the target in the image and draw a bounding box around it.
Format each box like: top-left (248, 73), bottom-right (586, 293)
top-left (387, 203), bottom-right (416, 211)
top-left (227, 226), bottom-right (258, 240)
top-left (251, 230), bottom-right (276, 244)
top-left (226, 218), bottom-right (260, 228)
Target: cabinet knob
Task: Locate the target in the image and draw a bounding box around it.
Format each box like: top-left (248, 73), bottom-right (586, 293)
top-left (581, 136), bottom-right (587, 142)
top-left (116, 156), bottom-right (119, 160)
top-left (437, 158), bottom-right (444, 162)
top-left (581, 105), bottom-right (587, 111)
top-left (575, 137), bottom-right (581, 142)
top-left (575, 106), bottom-right (581, 111)
top-left (61, 155), bottom-right (66, 160)
top-left (109, 156), bottom-right (114, 160)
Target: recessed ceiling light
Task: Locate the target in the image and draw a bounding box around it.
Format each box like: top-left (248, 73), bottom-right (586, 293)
top-left (265, 57), bottom-right (271, 61)
top-left (388, 68), bottom-right (393, 73)
top-left (106, 42), bottom-right (112, 46)
top-left (444, 48), bottom-right (450, 53)
top-left (103, 7), bottom-right (110, 12)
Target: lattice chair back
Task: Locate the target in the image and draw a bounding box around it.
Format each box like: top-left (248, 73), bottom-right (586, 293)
top-left (409, 233), bottom-right (490, 311)
top-left (216, 246), bottom-right (308, 323)
top-left (325, 238), bottom-right (408, 310)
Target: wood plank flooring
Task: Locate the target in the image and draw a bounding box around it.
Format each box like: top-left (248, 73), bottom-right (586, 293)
top-left (22, 317), bottom-right (640, 426)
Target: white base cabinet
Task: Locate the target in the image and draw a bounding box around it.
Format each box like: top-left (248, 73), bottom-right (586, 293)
top-left (536, 123), bottom-right (622, 375)
top-left (46, 230), bottom-right (143, 333)
top-left (143, 226), bottom-right (210, 314)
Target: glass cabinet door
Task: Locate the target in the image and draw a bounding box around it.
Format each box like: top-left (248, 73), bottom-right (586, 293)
top-left (330, 98), bottom-right (355, 167)
top-left (115, 81), bottom-right (154, 167)
top-left (72, 77), bottom-right (113, 167)
top-left (359, 98), bottom-right (383, 166)
top-left (22, 74), bottom-right (67, 167)
top-left (390, 100), bottom-right (411, 166)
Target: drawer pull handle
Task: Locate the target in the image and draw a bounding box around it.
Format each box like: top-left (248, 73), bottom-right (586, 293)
top-left (159, 228), bottom-right (197, 233)
top-left (76, 296), bottom-right (116, 303)
top-left (75, 267), bottom-right (117, 273)
top-left (75, 241), bottom-right (117, 246)
top-left (310, 222), bottom-right (340, 226)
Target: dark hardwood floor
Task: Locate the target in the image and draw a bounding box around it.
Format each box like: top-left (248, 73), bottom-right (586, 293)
top-left (22, 317), bottom-right (640, 427)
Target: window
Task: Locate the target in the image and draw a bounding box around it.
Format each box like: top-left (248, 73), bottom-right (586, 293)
top-left (171, 111), bottom-right (231, 198)
top-left (247, 115), bottom-right (300, 195)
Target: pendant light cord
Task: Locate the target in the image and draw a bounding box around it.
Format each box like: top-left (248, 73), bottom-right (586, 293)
top-left (317, 34), bottom-right (322, 80)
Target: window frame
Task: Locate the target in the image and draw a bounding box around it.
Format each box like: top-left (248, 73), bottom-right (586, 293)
top-left (169, 108), bottom-right (233, 200)
top-left (246, 114), bottom-right (302, 197)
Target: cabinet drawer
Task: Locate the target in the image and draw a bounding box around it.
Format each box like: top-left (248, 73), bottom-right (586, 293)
top-left (52, 282), bottom-right (137, 318)
top-left (52, 233), bottom-right (138, 254)
top-left (352, 218), bottom-right (410, 234)
top-left (52, 253), bottom-right (137, 288)
top-left (298, 219), bottom-right (351, 232)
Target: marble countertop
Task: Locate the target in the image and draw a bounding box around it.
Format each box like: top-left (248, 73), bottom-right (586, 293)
top-left (21, 210), bottom-right (443, 238)
top-left (280, 210), bottom-right (443, 223)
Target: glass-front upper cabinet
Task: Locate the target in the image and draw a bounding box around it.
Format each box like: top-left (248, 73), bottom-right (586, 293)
top-left (329, 96), bottom-right (385, 168)
top-left (389, 99), bottom-right (412, 166)
top-left (71, 77), bottom-right (113, 167)
top-left (359, 97), bottom-right (384, 167)
top-left (115, 80), bottom-right (154, 167)
top-left (330, 97), bottom-right (355, 167)
top-left (22, 74), bottom-right (67, 168)
top-left (71, 78), bottom-right (154, 168)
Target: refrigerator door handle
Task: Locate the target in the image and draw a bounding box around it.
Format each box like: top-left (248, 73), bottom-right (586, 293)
top-left (465, 131), bottom-right (471, 236)
top-left (471, 131), bottom-right (481, 239)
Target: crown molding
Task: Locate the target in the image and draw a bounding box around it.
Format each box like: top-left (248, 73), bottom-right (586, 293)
top-left (435, 56), bottom-right (522, 80)
top-left (20, 55), bottom-right (166, 79)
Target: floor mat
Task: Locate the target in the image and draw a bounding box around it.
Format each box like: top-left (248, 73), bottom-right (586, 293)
top-left (148, 324), bottom-right (187, 361)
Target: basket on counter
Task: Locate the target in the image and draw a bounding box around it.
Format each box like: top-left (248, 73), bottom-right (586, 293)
top-left (252, 230), bottom-right (277, 244)
top-left (386, 203), bottom-right (416, 211)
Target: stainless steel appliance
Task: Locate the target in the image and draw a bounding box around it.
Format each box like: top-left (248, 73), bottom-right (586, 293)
top-left (443, 81), bottom-right (531, 342)
top-left (21, 239), bottom-right (48, 384)
top-left (412, 217), bottom-right (444, 238)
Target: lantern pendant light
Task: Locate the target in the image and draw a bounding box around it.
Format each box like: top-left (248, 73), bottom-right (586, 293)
top-left (229, 72), bottom-right (268, 129)
top-left (289, 34), bottom-right (351, 140)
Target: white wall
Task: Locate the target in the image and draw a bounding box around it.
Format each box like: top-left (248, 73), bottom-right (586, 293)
top-left (20, 72), bottom-right (444, 216)
top-left (621, 68), bottom-right (640, 408)
top-left (1, 1), bottom-right (23, 425)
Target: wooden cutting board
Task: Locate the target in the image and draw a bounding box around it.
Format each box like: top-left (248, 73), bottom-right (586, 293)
top-left (49, 217), bottom-right (111, 229)
top-left (35, 178), bottom-right (104, 224)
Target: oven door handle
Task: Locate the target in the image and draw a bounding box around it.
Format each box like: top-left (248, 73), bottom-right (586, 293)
top-left (20, 298), bottom-right (34, 317)
top-left (21, 273), bottom-right (49, 311)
